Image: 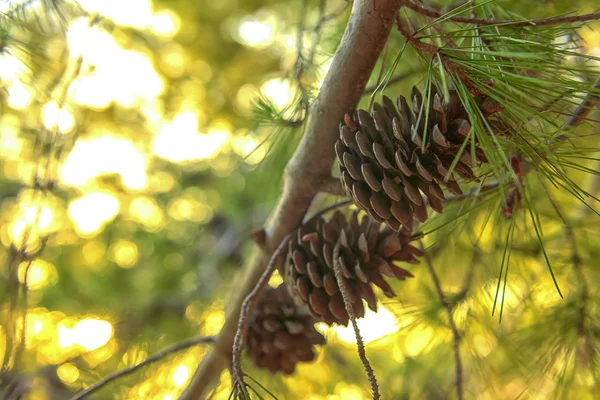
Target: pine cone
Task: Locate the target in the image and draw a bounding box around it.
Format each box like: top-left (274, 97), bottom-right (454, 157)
top-left (335, 86), bottom-right (502, 231)
top-left (246, 285), bottom-right (326, 375)
top-left (285, 210), bottom-right (421, 326)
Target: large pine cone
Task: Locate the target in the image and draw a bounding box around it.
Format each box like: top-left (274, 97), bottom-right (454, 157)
top-left (246, 285), bottom-right (326, 374)
top-left (285, 210), bottom-right (421, 326)
top-left (335, 86), bottom-right (502, 231)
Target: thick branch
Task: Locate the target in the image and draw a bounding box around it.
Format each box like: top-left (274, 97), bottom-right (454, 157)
top-left (179, 1), bottom-right (401, 398)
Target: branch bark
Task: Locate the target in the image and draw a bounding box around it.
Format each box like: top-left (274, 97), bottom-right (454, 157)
top-left (179, 1), bottom-right (401, 398)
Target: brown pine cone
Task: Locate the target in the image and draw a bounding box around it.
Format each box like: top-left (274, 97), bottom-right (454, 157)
top-left (246, 285), bottom-right (326, 374)
top-left (285, 210), bottom-right (421, 326)
top-left (335, 86), bottom-right (502, 231)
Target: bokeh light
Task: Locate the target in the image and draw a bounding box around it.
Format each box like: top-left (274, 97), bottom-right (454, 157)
top-left (323, 304), bottom-right (399, 345)
top-left (153, 111), bottom-right (229, 163)
top-left (60, 135), bottom-right (148, 190)
top-left (68, 192), bottom-right (120, 236)
top-left (18, 259), bottom-right (58, 290)
top-left (58, 318), bottom-right (114, 351)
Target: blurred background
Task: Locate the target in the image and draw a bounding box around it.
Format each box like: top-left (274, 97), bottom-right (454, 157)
top-left (0, 0), bottom-right (599, 399)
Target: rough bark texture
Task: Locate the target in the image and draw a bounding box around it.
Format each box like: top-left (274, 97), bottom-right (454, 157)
top-left (179, 1), bottom-right (401, 398)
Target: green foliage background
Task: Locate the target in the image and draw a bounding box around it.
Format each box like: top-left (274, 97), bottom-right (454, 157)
top-left (0, 0), bottom-right (599, 399)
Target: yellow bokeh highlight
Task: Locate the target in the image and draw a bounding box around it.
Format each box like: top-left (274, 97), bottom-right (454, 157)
top-left (82, 338), bottom-right (118, 367)
top-left (238, 20), bottom-right (274, 49)
top-left (0, 51), bottom-right (29, 85)
top-left (261, 78), bottom-right (294, 110)
top-left (67, 18), bottom-right (164, 109)
top-left (235, 11), bottom-right (278, 49)
top-left (78, 0), bottom-right (153, 28)
top-left (42, 101), bottom-right (75, 133)
top-left (149, 171), bottom-right (176, 193)
top-left (160, 43), bottom-right (186, 78)
top-left (60, 135), bottom-right (148, 190)
top-left (268, 270), bottom-right (284, 287)
top-left (129, 196), bottom-right (165, 231)
top-left (323, 304), bottom-right (399, 345)
top-left (230, 135), bottom-right (267, 165)
top-left (7, 82), bottom-right (33, 110)
top-left (57, 363), bottom-right (80, 384)
top-left (123, 346), bottom-right (148, 366)
top-left (201, 309), bottom-right (225, 336)
top-left (16, 309), bottom-right (55, 349)
top-left (5, 191), bottom-right (63, 249)
top-left (152, 10), bottom-right (181, 38)
top-left (171, 365), bottom-right (190, 387)
top-left (127, 345), bottom-right (205, 400)
top-left (110, 239), bottom-right (139, 267)
top-left (0, 115), bottom-right (25, 160)
top-left (81, 240), bottom-right (107, 267)
top-left (332, 383), bottom-right (366, 400)
top-left (168, 197), bottom-right (212, 223)
top-left (153, 111), bottom-right (229, 163)
top-left (68, 192), bottom-right (120, 236)
top-left (18, 259), bottom-right (58, 290)
top-left (58, 317), bottom-right (113, 351)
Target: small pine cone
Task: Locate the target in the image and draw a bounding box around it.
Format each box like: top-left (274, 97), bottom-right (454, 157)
top-left (335, 86), bottom-right (502, 231)
top-left (285, 210), bottom-right (421, 326)
top-left (246, 285), bottom-right (326, 375)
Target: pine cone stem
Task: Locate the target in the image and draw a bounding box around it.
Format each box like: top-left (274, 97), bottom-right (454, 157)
top-left (232, 236), bottom-right (291, 391)
top-left (332, 241), bottom-right (381, 400)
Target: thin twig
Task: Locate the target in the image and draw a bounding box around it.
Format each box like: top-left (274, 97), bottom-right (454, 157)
top-left (564, 78), bottom-right (600, 131)
top-left (419, 241), bottom-right (463, 400)
top-left (401, 1), bottom-right (600, 27)
top-left (69, 336), bottom-right (216, 400)
top-left (306, 0), bottom-right (327, 69)
top-left (295, 0), bottom-right (310, 111)
top-left (396, 18), bottom-right (479, 93)
top-left (231, 236), bottom-right (291, 395)
top-left (332, 241), bottom-right (380, 400)
top-left (443, 181), bottom-right (500, 203)
top-left (362, 69), bottom-right (417, 95)
top-left (305, 199), bottom-right (353, 224)
top-left (540, 180), bottom-right (590, 335)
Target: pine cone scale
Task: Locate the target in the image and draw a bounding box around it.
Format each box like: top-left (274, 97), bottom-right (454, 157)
top-left (336, 86), bottom-right (501, 231)
top-left (285, 211), bottom-right (419, 326)
top-left (246, 286), bottom-right (325, 375)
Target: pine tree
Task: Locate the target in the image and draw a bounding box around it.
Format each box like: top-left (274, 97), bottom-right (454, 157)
top-left (0, 1), bottom-right (599, 400)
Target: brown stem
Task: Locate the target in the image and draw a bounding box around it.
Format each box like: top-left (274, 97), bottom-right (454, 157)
top-left (179, 1), bottom-right (401, 398)
top-left (332, 241), bottom-right (380, 399)
top-left (230, 236), bottom-right (290, 393)
top-left (69, 336), bottom-right (215, 400)
top-left (419, 241), bottom-right (464, 400)
top-left (401, 1), bottom-right (600, 27)
top-left (396, 18), bottom-right (478, 93)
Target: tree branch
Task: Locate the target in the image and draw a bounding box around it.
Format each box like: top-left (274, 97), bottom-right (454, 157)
top-left (69, 336), bottom-right (215, 400)
top-left (179, 1), bottom-right (401, 398)
top-left (401, 1), bottom-right (600, 27)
